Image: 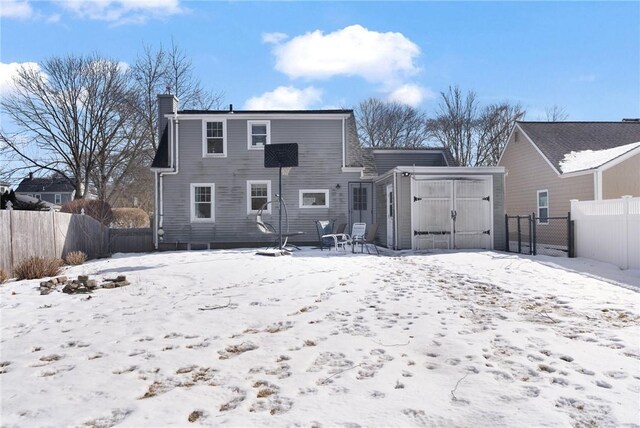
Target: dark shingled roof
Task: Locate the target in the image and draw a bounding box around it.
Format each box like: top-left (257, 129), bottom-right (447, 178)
top-left (353, 147), bottom-right (458, 176)
top-left (517, 121), bottom-right (640, 172)
top-left (178, 109), bottom-right (353, 115)
top-left (16, 176), bottom-right (75, 193)
top-left (151, 124), bottom-right (170, 169)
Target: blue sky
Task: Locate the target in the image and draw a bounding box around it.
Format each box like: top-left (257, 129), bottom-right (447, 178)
top-left (1, 1), bottom-right (639, 121)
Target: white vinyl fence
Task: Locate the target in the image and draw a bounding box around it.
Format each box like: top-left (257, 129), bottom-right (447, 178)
top-left (571, 196), bottom-right (640, 270)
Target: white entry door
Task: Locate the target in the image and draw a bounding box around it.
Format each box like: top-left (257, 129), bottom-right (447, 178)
top-left (412, 178), bottom-right (492, 250)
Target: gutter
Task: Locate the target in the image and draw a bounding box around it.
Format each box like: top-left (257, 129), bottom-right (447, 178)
top-left (157, 111), bottom-right (180, 247)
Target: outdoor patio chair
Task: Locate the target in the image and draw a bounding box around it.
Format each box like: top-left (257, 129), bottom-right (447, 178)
top-left (328, 222), bottom-right (367, 252)
top-left (352, 223), bottom-right (380, 255)
top-left (314, 219), bottom-right (336, 251)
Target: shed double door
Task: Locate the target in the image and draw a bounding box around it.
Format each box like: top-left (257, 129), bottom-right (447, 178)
top-left (412, 179), bottom-right (491, 250)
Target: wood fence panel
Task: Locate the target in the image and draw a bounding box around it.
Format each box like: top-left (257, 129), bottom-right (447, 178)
top-left (0, 211), bottom-right (11, 274)
top-left (53, 212), bottom-right (72, 257)
top-left (109, 228), bottom-right (153, 253)
top-left (11, 211), bottom-right (56, 268)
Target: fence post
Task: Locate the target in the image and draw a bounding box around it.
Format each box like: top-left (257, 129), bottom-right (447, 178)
top-left (517, 216), bottom-right (522, 254)
top-left (528, 214), bottom-right (533, 255)
top-left (532, 212), bottom-right (537, 256)
top-left (567, 211), bottom-right (575, 258)
top-left (504, 214), bottom-right (509, 252)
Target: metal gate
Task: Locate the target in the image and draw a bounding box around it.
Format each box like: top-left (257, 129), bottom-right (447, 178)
top-left (412, 179), bottom-right (492, 250)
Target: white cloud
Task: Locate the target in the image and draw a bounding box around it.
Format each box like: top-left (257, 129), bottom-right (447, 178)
top-left (0, 0), bottom-right (33, 19)
top-left (244, 86), bottom-right (322, 110)
top-left (0, 62), bottom-right (41, 95)
top-left (387, 84), bottom-right (434, 107)
top-left (271, 24), bottom-right (420, 85)
top-left (262, 32), bottom-right (288, 44)
top-left (57, 0), bottom-right (184, 24)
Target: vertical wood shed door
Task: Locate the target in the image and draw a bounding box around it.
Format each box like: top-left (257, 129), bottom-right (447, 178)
top-left (412, 179), bottom-right (491, 250)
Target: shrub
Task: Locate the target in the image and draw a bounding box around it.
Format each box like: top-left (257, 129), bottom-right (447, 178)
top-left (64, 251), bottom-right (87, 266)
top-left (61, 199), bottom-right (113, 226)
top-left (13, 257), bottom-right (63, 280)
top-left (0, 268), bottom-right (8, 284)
top-left (111, 207), bottom-right (150, 228)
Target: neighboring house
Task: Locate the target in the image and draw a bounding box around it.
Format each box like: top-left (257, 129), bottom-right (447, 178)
top-left (499, 121), bottom-right (640, 220)
top-left (0, 181), bottom-right (10, 194)
top-left (151, 93), bottom-right (506, 251)
top-left (15, 173), bottom-right (76, 207)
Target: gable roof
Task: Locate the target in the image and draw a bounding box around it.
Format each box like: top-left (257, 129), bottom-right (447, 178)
top-left (517, 121), bottom-right (640, 174)
top-left (178, 109), bottom-right (354, 115)
top-left (16, 176), bottom-right (75, 193)
top-left (151, 123), bottom-right (170, 169)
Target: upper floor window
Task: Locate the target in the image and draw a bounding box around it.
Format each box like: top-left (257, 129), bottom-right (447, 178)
top-left (191, 183), bottom-right (215, 222)
top-left (202, 120), bottom-right (226, 157)
top-left (247, 120), bottom-right (270, 150)
top-left (537, 190), bottom-right (548, 224)
top-left (247, 180), bottom-right (271, 214)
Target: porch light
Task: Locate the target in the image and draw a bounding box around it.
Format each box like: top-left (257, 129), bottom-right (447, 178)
top-left (402, 172), bottom-right (411, 177)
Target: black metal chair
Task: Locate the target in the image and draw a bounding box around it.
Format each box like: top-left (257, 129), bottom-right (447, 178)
top-left (314, 219), bottom-right (336, 250)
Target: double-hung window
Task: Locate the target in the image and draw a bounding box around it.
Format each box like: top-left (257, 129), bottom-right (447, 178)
top-left (299, 189), bottom-right (329, 208)
top-left (203, 120), bottom-right (226, 157)
top-left (247, 180), bottom-right (271, 214)
top-left (54, 194), bottom-right (61, 204)
top-left (247, 120), bottom-right (270, 150)
top-left (191, 183), bottom-right (215, 222)
top-left (537, 190), bottom-right (549, 224)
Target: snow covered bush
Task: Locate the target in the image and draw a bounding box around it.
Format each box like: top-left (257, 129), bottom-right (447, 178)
top-left (13, 257), bottom-right (63, 280)
top-left (64, 251), bottom-right (87, 266)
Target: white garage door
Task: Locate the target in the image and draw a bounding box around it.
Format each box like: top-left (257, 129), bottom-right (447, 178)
top-left (412, 178), bottom-right (492, 250)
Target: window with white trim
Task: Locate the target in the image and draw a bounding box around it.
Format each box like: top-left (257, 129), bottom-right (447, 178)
top-left (190, 183), bottom-right (215, 222)
top-left (202, 120), bottom-right (226, 157)
top-left (537, 190), bottom-right (548, 224)
top-left (247, 120), bottom-right (270, 150)
top-left (54, 194), bottom-right (61, 204)
top-left (247, 180), bottom-right (271, 213)
top-left (34, 194), bottom-right (41, 200)
top-left (299, 189), bottom-right (329, 208)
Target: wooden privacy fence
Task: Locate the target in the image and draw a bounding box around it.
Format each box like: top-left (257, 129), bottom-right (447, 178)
top-left (571, 196), bottom-right (640, 270)
top-left (0, 210), bottom-right (154, 275)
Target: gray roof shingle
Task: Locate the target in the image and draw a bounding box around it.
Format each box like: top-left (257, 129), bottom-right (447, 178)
top-left (16, 176), bottom-right (75, 193)
top-left (517, 121), bottom-right (640, 172)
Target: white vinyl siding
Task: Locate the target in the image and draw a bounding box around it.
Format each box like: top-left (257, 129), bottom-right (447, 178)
top-left (537, 190), bottom-right (549, 224)
top-left (190, 183), bottom-right (215, 222)
top-left (247, 180), bottom-right (271, 214)
top-left (202, 120), bottom-right (227, 157)
top-left (247, 120), bottom-right (270, 150)
top-left (299, 189), bottom-right (329, 208)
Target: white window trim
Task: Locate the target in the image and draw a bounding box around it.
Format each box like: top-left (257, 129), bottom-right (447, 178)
top-left (299, 189), bottom-right (330, 208)
top-left (34, 194), bottom-right (41, 200)
top-left (190, 183), bottom-right (215, 223)
top-left (247, 180), bottom-right (271, 214)
top-left (54, 194), bottom-right (61, 204)
top-left (537, 189), bottom-right (549, 225)
top-left (247, 120), bottom-right (271, 150)
top-left (202, 119), bottom-right (227, 158)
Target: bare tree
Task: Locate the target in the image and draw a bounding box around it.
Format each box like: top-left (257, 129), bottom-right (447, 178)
top-left (0, 54), bottom-right (136, 198)
top-left (544, 105), bottom-right (569, 121)
top-left (426, 86), bottom-right (525, 166)
top-left (355, 97), bottom-right (428, 148)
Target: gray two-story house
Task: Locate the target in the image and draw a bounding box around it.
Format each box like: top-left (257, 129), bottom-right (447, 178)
top-left (15, 173), bottom-right (75, 206)
top-left (150, 93), bottom-right (506, 251)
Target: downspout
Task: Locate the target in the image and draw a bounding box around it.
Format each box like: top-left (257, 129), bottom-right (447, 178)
top-left (159, 112), bottom-right (180, 242)
top-left (342, 117), bottom-right (346, 168)
top-left (393, 170), bottom-right (398, 250)
top-left (153, 170), bottom-right (158, 249)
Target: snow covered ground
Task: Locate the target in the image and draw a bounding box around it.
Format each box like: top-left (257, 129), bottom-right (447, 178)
top-left (1, 249), bottom-right (638, 427)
